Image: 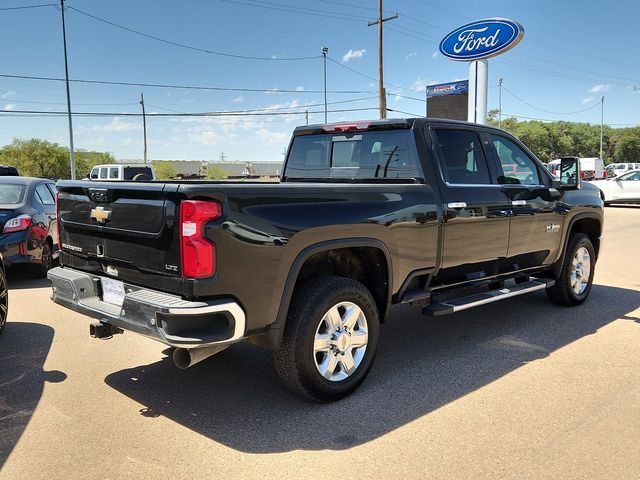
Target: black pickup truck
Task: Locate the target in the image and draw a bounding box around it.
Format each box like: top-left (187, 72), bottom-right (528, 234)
top-left (49, 118), bottom-right (604, 401)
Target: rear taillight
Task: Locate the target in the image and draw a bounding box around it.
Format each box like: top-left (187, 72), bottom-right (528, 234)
top-left (3, 214), bottom-right (32, 233)
top-left (180, 200), bottom-right (222, 278)
top-left (56, 191), bottom-right (61, 247)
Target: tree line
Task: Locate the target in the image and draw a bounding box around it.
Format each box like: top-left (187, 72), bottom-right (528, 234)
top-left (0, 138), bottom-right (115, 179)
top-left (488, 110), bottom-right (640, 164)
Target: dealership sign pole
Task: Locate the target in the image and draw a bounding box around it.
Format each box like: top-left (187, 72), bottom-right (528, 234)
top-left (439, 19), bottom-right (524, 125)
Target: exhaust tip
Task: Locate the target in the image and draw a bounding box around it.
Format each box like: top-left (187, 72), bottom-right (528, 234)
top-left (172, 344), bottom-right (230, 369)
top-left (172, 348), bottom-right (192, 370)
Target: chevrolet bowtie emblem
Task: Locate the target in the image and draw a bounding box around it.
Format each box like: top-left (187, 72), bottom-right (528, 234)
top-left (90, 206), bottom-right (112, 224)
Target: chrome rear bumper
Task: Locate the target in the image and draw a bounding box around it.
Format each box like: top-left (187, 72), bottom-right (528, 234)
top-left (47, 266), bottom-right (246, 348)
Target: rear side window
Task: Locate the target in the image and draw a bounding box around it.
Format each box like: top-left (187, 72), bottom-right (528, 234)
top-left (433, 129), bottom-right (491, 184)
top-left (284, 130), bottom-right (422, 181)
top-left (99, 167), bottom-right (108, 179)
top-left (109, 167), bottom-right (119, 179)
top-left (34, 184), bottom-right (55, 205)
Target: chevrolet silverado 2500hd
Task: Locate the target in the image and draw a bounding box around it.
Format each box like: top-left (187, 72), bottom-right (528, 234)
top-left (48, 118), bottom-right (604, 401)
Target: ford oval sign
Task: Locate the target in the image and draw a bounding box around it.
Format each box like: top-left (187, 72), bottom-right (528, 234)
top-left (439, 18), bottom-right (524, 61)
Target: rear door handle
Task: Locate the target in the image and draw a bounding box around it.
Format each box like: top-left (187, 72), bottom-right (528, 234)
top-left (447, 202), bottom-right (467, 209)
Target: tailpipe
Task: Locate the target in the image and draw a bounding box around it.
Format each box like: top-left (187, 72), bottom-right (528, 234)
top-left (172, 345), bottom-right (229, 369)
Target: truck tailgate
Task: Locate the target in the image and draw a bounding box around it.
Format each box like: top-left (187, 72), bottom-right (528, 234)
top-left (57, 182), bottom-right (182, 292)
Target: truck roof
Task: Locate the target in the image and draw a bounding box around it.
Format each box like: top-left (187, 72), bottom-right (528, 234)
top-left (293, 117), bottom-right (512, 136)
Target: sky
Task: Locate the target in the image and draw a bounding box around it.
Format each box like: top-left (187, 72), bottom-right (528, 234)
top-left (1, 0), bottom-right (639, 162)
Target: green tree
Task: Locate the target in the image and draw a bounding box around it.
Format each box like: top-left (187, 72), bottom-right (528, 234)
top-left (75, 150), bottom-right (116, 179)
top-left (0, 138), bottom-right (70, 178)
top-left (206, 165), bottom-right (228, 180)
top-left (152, 160), bottom-right (178, 180)
top-left (611, 127), bottom-right (640, 163)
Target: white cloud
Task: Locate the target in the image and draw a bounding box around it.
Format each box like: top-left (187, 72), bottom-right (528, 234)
top-left (85, 117), bottom-right (139, 132)
top-left (192, 131), bottom-right (218, 145)
top-left (342, 48), bottom-right (366, 62)
top-left (581, 96), bottom-right (594, 104)
top-left (432, 51), bottom-right (439, 60)
top-left (233, 96), bottom-right (245, 103)
top-left (589, 83), bottom-right (610, 93)
top-left (4, 103), bottom-right (15, 111)
top-left (1, 90), bottom-right (16, 99)
top-left (411, 77), bottom-right (429, 92)
top-left (295, 86), bottom-right (305, 91)
top-left (256, 128), bottom-right (288, 144)
top-left (405, 51), bottom-right (418, 60)
top-left (265, 88), bottom-right (281, 95)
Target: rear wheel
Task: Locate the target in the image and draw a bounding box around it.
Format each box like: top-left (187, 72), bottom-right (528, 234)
top-left (547, 233), bottom-right (595, 306)
top-left (273, 276), bottom-right (380, 402)
top-left (38, 241), bottom-right (53, 278)
top-left (0, 266), bottom-right (7, 334)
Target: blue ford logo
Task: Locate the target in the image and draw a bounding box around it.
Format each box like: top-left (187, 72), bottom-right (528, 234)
top-left (439, 18), bottom-right (524, 61)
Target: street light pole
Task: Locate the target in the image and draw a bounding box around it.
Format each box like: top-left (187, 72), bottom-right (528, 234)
top-left (60, 0), bottom-right (75, 179)
top-left (498, 77), bottom-right (503, 129)
top-left (600, 95), bottom-right (605, 160)
top-left (322, 47), bottom-right (328, 123)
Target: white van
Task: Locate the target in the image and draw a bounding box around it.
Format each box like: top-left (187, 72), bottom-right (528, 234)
top-left (89, 164), bottom-right (156, 181)
top-left (605, 163), bottom-right (640, 178)
top-left (547, 157), bottom-right (604, 180)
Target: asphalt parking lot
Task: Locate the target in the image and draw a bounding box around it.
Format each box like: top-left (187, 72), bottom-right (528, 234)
top-left (1, 206), bottom-right (639, 480)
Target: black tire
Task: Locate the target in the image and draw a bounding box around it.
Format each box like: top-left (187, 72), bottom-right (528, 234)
top-left (273, 276), bottom-right (380, 402)
top-left (546, 233), bottom-right (595, 306)
top-left (0, 266), bottom-right (7, 334)
top-left (37, 241), bottom-right (54, 278)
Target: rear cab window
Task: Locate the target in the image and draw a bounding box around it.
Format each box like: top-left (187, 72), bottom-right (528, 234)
top-left (432, 128), bottom-right (491, 185)
top-left (283, 129), bottom-right (423, 181)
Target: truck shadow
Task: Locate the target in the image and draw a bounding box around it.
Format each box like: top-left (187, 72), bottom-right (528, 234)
top-left (0, 322), bottom-right (66, 467)
top-left (104, 284), bottom-right (639, 453)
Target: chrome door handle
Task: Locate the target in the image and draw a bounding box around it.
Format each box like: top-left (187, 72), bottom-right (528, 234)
top-left (511, 200), bottom-right (527, 206)
top-left (447, 202), bottom-right (467, 209)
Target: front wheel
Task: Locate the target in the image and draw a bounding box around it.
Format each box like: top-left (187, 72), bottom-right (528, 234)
top-left (547, 233), bottom-right (595, 306)
top-left (273, 276), bottom-right (380, 402)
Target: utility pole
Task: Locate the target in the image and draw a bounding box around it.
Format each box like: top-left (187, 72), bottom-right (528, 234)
top-left (140, 93), bottom-right (148, 164)
top-left (368, 0), bottom-right (398, 119)
top-left (219, 151), bottom-right (227, 162)
top-left (600, 96), bottom-right (604, 160)
top-left (60, 0), bottom-right (75, 179)
top-left (305, 110), bottom-right (309, 125)
top-left (322, 47), bottom-right (328, 123)
top-left (498, 77), bottom-right (503, 129)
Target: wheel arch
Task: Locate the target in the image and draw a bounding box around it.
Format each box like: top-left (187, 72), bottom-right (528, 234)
top-left (549, 213), bottom-right (602, 279)
top-left (252, 238), bottom-right (392, 350)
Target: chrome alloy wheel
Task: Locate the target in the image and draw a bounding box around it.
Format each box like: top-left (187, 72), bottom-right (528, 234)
top-left (313, 301), bottom-right (369, 382)
top-left (570, 246), bottom-right (591, 295)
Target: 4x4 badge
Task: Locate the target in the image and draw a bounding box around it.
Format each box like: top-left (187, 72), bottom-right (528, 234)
top-left (545, 222), bottom-right (560, 233)
top-left (90, 206), bottom-right (112, 224)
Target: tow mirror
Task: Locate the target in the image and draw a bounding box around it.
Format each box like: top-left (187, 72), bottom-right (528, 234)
top-left (554, 156), bottom-right (581, 190)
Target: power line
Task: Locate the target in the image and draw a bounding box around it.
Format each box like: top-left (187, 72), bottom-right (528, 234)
top-left (0, 3), bottom-right (55, 11)
top-left (387, 108), bottom-right (422, 117)
top-left (502, 86), bottom-right (602, 115)
top-left (220, 0), bottom-right (364, 22)
top-left (0, 106), bottom-right (379, 117)
top-left (68, 6), bottom-right (320, 61)
top-left (0, 73), bottom-right (373, 94)
top-left (326, 58), bottom-right (417, 94)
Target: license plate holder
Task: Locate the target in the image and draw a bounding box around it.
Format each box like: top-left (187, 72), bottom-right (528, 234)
top-left (101, 277), bottom-right (126, 307)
